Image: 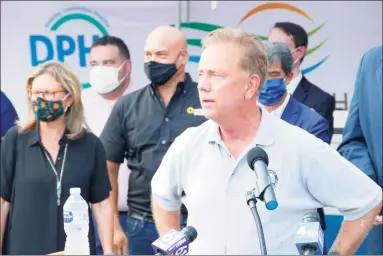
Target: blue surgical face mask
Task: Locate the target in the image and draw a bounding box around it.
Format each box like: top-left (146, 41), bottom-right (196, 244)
top-left (258, 78), bottom-right (287, 106)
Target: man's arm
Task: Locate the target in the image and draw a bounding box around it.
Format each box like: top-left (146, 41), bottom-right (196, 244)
top-left (301, 133), bottom-right (382, 255)
top-left (151, 196), bottom-right (181, 236)
top-left (337, 54), bottom-right (377, 182)
top-left (99, 98), bottom-right (129, 254)
top-left (107, 161), bottom-right (122, 228)
top-left (151, 130), bottom-right (190, 236)
top-left (329, 202), bottom-right (382, 255)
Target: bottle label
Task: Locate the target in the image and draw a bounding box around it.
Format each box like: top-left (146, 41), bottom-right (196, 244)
top-left (64, 211), bottom-right (74, 223)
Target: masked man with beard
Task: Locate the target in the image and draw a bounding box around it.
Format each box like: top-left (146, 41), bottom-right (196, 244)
top-left (81, 35), bottom-right (139, 255)
top-left (99, 26), bottom-right (207, 255)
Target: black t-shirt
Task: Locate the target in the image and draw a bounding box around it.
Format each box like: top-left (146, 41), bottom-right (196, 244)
top-left (0, 126), bottom-right (111, 255)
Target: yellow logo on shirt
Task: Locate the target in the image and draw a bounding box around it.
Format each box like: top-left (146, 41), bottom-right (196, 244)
top-left (186, 107), bottom-right (195, 114)
top-left (186, 107), bottom-right (204, 116)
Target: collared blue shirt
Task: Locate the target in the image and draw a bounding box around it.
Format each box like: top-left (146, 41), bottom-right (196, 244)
top-left (1, 91), bottom-right (18, 138)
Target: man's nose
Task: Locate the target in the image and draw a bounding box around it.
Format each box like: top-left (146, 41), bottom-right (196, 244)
top-left (198, 80), bottom-right (211, 92)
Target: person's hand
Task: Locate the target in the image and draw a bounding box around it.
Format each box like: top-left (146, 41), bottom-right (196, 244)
top-left (113, 225), bottom-right (128, 255)
top-left (373, 215), bottom-right (382, 226)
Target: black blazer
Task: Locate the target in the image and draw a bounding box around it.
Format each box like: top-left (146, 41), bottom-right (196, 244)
top-left (293, 76), bottom-right (336, 141)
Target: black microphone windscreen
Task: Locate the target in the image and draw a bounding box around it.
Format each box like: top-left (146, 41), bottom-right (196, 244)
top-left (182, 226), bottom-right (198, 242)
top-left (247, 147), bottom-right (269, 168)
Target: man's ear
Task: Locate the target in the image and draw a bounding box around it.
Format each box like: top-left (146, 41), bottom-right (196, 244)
top-left (124, 59), bottom-right (132, 74)
top-left (180, 49), bottom-right (189, 66)
top-left (245, 74), bottom-right (261, 100)
top-left (285, 72), bottom-right (294, 86)
top-left (296, 46), bottom-right (307, 61)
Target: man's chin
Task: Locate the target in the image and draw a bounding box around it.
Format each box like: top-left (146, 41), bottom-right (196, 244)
top-left (201, 109), bottom-right (216, 120)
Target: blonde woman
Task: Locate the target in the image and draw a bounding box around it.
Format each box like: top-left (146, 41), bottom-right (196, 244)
top-left (0, 61), bottom-right (113, 255)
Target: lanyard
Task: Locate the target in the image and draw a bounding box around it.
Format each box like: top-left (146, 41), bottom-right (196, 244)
top-left (44, 143), bottom-right (68, 206)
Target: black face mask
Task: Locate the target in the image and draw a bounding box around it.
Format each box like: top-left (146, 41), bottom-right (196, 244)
top-left (144, 61), bottom-right (178, 86)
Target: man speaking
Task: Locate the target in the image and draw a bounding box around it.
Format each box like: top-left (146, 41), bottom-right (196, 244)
top-left (150, 28), bottom-right (382, 255)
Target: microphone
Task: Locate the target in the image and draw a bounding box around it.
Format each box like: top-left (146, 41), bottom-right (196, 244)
top-left (247, 147), bottom-right (278, 210)
top-left (295, 210), bottom-right (324, 255)
top-left (152, 226), bottom-right (198, 255)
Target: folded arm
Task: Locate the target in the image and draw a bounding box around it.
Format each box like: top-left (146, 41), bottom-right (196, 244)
top-left (329, 202), bottom-right (382, 255)
top-left (304, 134), bottom-right (382, 255)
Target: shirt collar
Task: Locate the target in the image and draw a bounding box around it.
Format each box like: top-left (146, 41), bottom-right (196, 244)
top-left (287, 72), bottom-right (303, 94)
top-left (149, 73), bottom-right (194, 97)
top-left (28, 123), bottom-right (69, 147)
top-left (270, 93), bottom-right (290, 118)
top-left (206, 108), bottom-right (276, 147)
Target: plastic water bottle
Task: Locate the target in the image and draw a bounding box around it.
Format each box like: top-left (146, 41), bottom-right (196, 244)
top-left (63, 187), bottom-right (90, 255)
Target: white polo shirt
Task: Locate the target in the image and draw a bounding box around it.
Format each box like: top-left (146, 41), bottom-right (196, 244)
top-left (82, 82), bottom-right (139, 211)
top-left (151, 110), bottom-right (382, 255)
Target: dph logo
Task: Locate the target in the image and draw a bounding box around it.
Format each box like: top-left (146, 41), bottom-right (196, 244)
top-left (29, 6), bottom-right (109, 68)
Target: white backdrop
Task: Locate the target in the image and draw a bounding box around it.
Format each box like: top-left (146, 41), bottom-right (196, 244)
top-left (1, 1), bottom-right (382, 121)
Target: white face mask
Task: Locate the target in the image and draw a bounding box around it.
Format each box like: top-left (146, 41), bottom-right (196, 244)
top-left (291, 47), bottom-right (302, 65)
top-left (89, 61), bottom-right (127, 94)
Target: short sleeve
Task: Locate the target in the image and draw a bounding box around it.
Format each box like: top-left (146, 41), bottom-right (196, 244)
top-left (0, 126), bottom-right (18, 202)
top-left (90, 138), bottom-right (112, 204)
top-left (151, 132), bottom-right (188, 212)
top-left (100, 98), bottom-right (128, 164)
top-left (303, 138), bottom-right (382, 221)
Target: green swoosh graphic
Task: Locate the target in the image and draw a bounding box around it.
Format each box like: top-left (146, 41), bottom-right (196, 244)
top-left (187, 39), bottom-right (202, 47)
top-left (178, 22), bottom-right (327, 54)
top-left (180, 22), bottom-right (223, 32)
top-left (179, 21), bottom-right (325, 39)
top-left (306, 39), bottom-right (328, 56)
top-left (181, 22), bottom-right (267, 40)
top-left (307, 21), bottom-right (327, 37)
top-left (254, 35), bottom-right (268, 41)
top-left (50, 13), bottom-right (108, 36)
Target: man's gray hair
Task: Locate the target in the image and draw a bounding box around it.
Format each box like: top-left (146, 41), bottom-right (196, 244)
top-left (262, 41), bottom-right (294, 76)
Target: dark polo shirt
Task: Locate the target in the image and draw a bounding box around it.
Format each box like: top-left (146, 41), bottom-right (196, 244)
top-left (100, 73), bottom-right (207, 219)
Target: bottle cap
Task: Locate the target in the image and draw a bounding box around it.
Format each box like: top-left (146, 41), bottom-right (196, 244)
top-left (70, 187), bottom-right (81, 194)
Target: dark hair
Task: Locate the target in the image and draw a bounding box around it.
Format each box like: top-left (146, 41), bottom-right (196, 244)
top-left (91, 35), bottom-right (130, 60)
top-left (273, 22), bottom-right (308, 62)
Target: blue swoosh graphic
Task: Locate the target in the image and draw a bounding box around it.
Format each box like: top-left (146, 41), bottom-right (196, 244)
top-left (302, 55), bottom-right (329, 75)
top-left (189, 56), bottom-right (201, 63)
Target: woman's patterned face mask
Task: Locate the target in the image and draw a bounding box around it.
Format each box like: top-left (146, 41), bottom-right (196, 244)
top-left (32, 93), bottom-right (70, 122)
